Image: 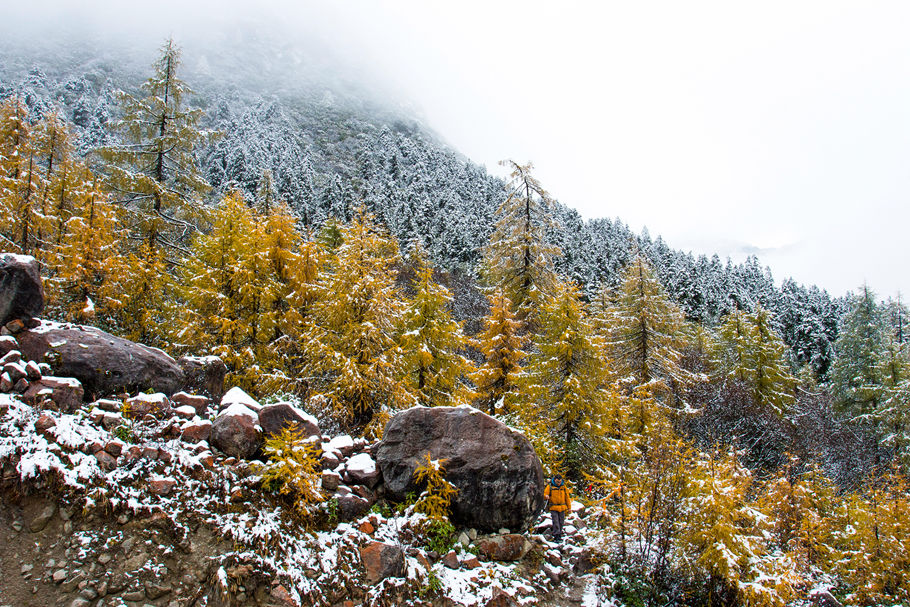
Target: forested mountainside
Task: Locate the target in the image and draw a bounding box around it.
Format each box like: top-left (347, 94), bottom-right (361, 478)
top-left (3, 32), bottom-right (910, 607)
top-left (0, 34), bottom-right (849, 378)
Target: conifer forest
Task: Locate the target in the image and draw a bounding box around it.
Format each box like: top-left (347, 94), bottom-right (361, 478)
top-left (1, 25), bottom-right (909, 607)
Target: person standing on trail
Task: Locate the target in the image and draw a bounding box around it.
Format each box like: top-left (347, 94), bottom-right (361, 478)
top-left (544, 473), bottom-right (571, 543)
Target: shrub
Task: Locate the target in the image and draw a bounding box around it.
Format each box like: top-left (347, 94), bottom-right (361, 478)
top-left (258, 426), bottom-right (324, 518)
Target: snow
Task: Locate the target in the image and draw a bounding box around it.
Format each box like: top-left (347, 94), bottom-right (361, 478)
top-left (345, 452), bottom-right (376, 475)
top-left (219, 402), bottom-right (258, 421)
top-left (221, 386), bottom-right (261, 411)
top-left (324, 434), bottom-right (353, 453)
top-left (0, 252), bottom-right (36, 265)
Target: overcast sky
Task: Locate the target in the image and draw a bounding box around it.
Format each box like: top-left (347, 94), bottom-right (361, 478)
top-left (10, 1), bottom-right (910, 299)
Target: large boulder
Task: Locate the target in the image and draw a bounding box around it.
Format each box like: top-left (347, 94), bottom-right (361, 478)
top-left (258, 402), bottom-right (320, 439)
top-left (177, 355), bottom-right (227, 400)
top-left (375, 406), bottom-right (546, 532)
top-left (0, 254), bottom-right (44, 325)
top-left (210, 404), bottom-right (263, 459)
top-left (16, 320), bottom-right (184, 399)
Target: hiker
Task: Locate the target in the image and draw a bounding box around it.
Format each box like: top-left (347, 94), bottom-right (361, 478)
top-left (544, 473), bottom-right (570, 542)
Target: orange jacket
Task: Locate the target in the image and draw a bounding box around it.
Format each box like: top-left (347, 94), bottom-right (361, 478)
top-left (544, 482), bottom-right (571, 512)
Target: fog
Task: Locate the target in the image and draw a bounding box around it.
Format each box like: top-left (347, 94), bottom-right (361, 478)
top-left (4, 0), bottom-right (909, 298)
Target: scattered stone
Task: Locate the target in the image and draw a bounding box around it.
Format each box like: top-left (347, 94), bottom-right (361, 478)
top-left (441, 550), bottom-right (460, 569)
top-left (345, 452), bottom-right (381, 488)
top-left (210, 403), bottom-right (262, 459)
top-left (0, 253), bottom-right (44, 325)
top-left (20, 563), bottom-right (33, 575)
top-left (144, 581), bottom-right (172, 599)
top-left (157, 448), bottom-right (173, 464)
top-left (94, 450), bottom-right (117, 471)
top-left (323, 434), bottom-right (356, 457)
top-left (4, 360), bottom-right (26, 382)
top-left (141, 446), bottom-right (159, 460)
top-left (0, 372), bottom-right (11, 392)
top-left (376, 405), bottom-right (546, 532)
top-left (33, 414), bottom-right (56, 435)
top-left (23, 376), bottom-right (85, 412)
top-left (258, 402), bottom-right (320, 439)
top-left (485, 587), bottom-right (520, 607)
top-left (336, 495), bottom-right (370, 521)
top-left (13, 377), bottom-right (28, 393)
top-left (358, 521), bottom-right (376, 535)
top-left (95, 398), bottom-right (122, 412)
top-left (28, 501), bottom-right (57, 532)
top-left (0, 335), bottom-right (18, 356)
top-left (476, 534), bottom-right (529, 562)
top-left (0, 350), bottom-right (21, 365)
top-left (360, 541), bottom-right (406, 583)
top-left (104, 441), bottom-right (124, 457)
top-left (69, 598), bottom-right (91, 607)
top-left (543, 563), bottom-right (562, 584)
top-left (98, 553), bottom-right (112, 565)
top-left (125, 392), bottom-right (172, 420)
top-left (172, 391), bottom-right (211, 416)
top-left (573, 548), bottom-right (599, 574)
top-left (24, 359), bottom-right (41, 380)
top-left (149, 477), bottom-right (177, 496)
top-left (463, 556), bottom-right (481, 569)
top-left (174, 404), bottom-right (197, 419)
top-left (321, 471), bottom-right (341, 492)
top-left (177, 355), bottom-right (226, 399)
top-left (458, 531), bottom-right (470, 547)
top-left (53, 569), bottom-right (67, 583)
top-left (121, 590), bottom-right (145, 602)
top-left (181, 419), bottom-right (212, 443)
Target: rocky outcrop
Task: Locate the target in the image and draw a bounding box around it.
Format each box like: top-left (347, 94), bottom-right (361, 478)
top-left (0, 254), bottom-right (44, 325)
top-left (376, 405), bottom-right (546, 533)
top-left (16, 321), bottom-right (185, 399)
top-left (257, 403), bottom-right (320, 439)
top-left (210, 404), bottom-right (263, 460)
top-left (23, 376), bottom-right (84, 413)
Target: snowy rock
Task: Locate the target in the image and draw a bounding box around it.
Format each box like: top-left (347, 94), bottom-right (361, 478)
top-left (376, 405), bottom-right (546, 532)
top-left (476, 534), bottom-right (529, 562)
top-left (181, 420), bottom-right (213, 443)
top-left (0, 253), bottom-right (44, 325)
top-left (24, 359), bottom-right (41, 380)
top-left (4, 360), bottom-right (26, 382)
top-left (125, 392), bottom-right (172, 420)
top-left (321, 471), bottom-right (341, 492)
top-left (211, 404), bottom-right (262, 459)
top-left (94, 450), bottom-right (117, 471)
top-left (359, 540), bottom-right (405, 583)
top-left (485, 587), bottom-right (520, 607)
top-left (33, 414), bottom-right (56, 436)
top-left (345, 452), bottom-right (381, 488)
top-left (177, 355), bottom-right (226, 400)
top-left (24, 376), bottom-right (84, 412)
top-left (171, 391), bottom-right (210, 416)
top-left (810, 589), bottom-right (844, 607)
top-left (0, 335), bottom-right (18, 356)
top-left (16, 320), bottom-right (184, 398)
top-left (257, 402), bottom-right (320, 439)
top-left (0, 349), bottom-right (21, 365)
top-left (0, 371), bottom-right (11, 392)
top-left (441, 550), bottom-right (460, 569)
top-left (324, 434), bottom-right (355, 457)
top-left (149, 477), bottom-right (177, 496)
top-left (220, 387), bottom-right (261, 412)
top-left (174, 405), bottom-right (197, 419)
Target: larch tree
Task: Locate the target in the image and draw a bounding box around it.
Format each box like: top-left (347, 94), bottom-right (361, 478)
top-left (481, 160), bottom-right (560, 332)
top-left (470, 288), bottom-right (527, 416)
top-left (399, 244), bottom-right (475, 407)
top-left (304, 209), bottom-right (414, 432)
top-left (522, 279), bottom-right (607, 478)
top-left (603, 253), bottom-right (698, 406)
top-left (715, 305), bottom-right (797, 416)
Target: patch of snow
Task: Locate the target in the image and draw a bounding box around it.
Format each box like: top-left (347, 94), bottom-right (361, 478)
top-left (219, 403), bottom-right (258, 421)
top-left (346, 453), bottom-right (376, 475)
top-left (221, 387), bottom-right (261, 411)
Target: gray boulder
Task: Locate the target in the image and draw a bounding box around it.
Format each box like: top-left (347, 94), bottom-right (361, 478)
top-left (375, 406), bottom-right (545, 532)
top-left (16, 321), bottom-right (184, 399)
top-left (0, 253), bottom-right (44, 325)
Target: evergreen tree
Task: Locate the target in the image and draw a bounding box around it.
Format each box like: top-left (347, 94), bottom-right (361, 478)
top-left (603, 253), bottom-right (697, 405)
top-left (830, 286), bottom-right (889, 419)
top-left (481, 160), bottom-right (559, 331)
top-left (470, 289), bottom-right (526, 416)
top-left (304, 209), bottom-right (413, 431)
top-left (98, 38), bottom-right (211, 258)
top-left (523, 279), bottom-right (606, 478)
top-left (399, 245), bottom-right (475, 407)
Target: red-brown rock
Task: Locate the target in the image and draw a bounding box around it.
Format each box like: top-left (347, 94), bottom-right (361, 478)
top-left (149, 477), bottom-right (177, 496)
top-left (257, 402), bottom-right (320, 439)
top-left (181, 420), bottom-right (212, 444)
top-left (211, 405), bottom-right (262, 460)
top-left (34, 414), bottom-right (56, 436)
top-left (0, 253), bottom-right (44, 325)
top-left (24, 376), bottom-right (84, 413)
top-left (485, 587), bottom-right (520, 607)
top-left (177, 355), bottom-right (226, 400)
top-left (476, 534), bottom-right (529, 562)
top-left (441, 550), bottom-right (460, 569)
top-left (359, 541), bottom-right (405, 583)
top-left (171, 391), bottom-right (211, 416)
top-left (94, 450), bottom-right (117, 471)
